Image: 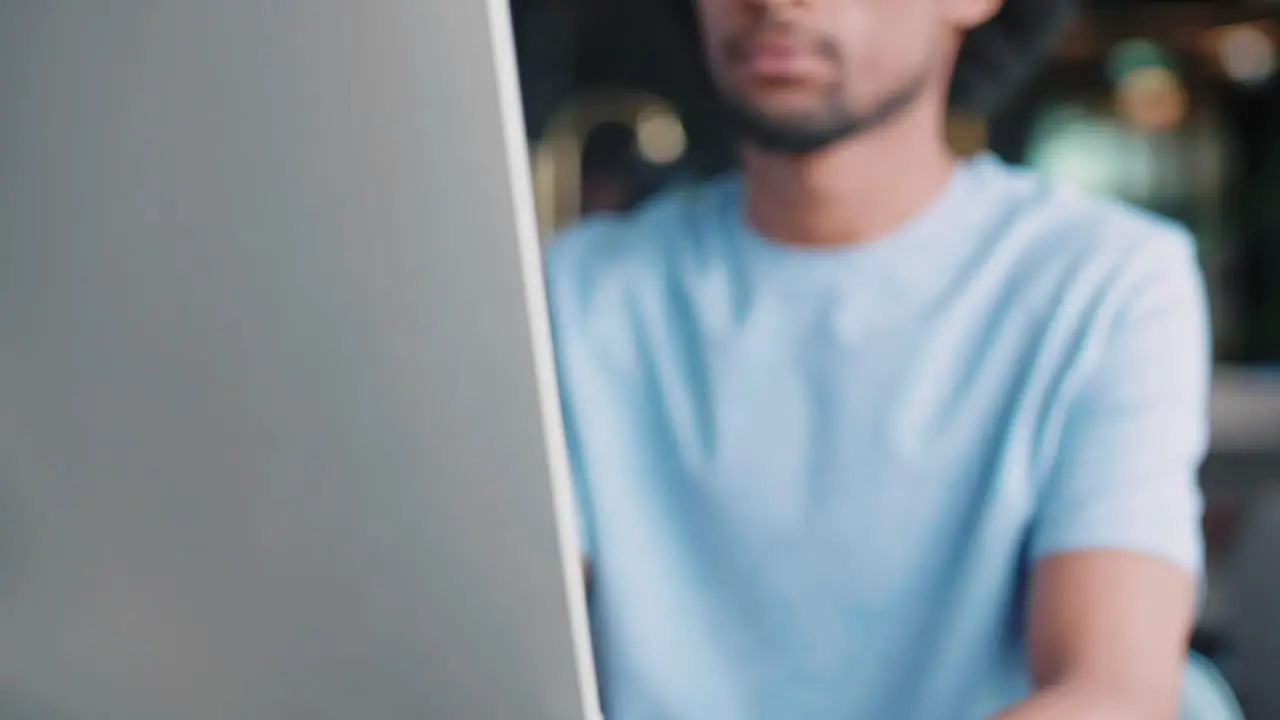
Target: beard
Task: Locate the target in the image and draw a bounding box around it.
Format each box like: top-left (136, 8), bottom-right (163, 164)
top-left (716, 72), bottom-right (931, 156)
top-left (712, 26), bottom-right (934, 156)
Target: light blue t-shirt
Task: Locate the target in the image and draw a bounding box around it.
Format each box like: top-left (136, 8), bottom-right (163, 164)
top-left (546, 153), bottom-right (1210, 720)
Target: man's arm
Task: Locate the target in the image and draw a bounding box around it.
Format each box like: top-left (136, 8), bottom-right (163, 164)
top-left (995, 229), bottom-right (1211, 719)
top-left (993, 551), bottom-right (1195, 720)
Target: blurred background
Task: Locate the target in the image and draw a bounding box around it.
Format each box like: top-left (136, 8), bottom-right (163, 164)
top-left (510, 0), bottom-right (1280, 714)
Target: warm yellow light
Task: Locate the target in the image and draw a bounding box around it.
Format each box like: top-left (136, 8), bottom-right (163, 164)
top-left (635, 106), bottom-right (687, 165)
top-left (947, 114), bottom-right (988, 156)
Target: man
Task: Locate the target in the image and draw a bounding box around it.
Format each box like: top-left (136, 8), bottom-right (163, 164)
top-left (545, 0), bottom-right (1210, 717)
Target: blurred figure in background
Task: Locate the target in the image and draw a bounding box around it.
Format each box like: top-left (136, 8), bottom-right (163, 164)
top-left (578, 119), bottom-right (674, 217)
top-left (545, 0), bottom-right (1230, 717)
top-left (579, 121), bottom-right (645, 216)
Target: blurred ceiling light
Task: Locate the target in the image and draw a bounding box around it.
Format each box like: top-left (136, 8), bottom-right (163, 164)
top-left (1217, 24), bottom-right (1276, 86)
top-left (635, 105), bottom-right (687, 165)
top-left (1028, 105), bottom-right (1172, 205)
top-left (1116, 65), bottom-right (1188, 132)
top-left (1026, 105), bottom-right (1127, 196)
top-left (1107, 39), bottom-right (1170, 85)
top-left (1105, 38), bottom-right (1187, 132)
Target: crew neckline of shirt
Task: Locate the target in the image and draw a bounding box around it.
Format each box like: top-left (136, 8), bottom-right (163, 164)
top-left (717, 151), bottom-right (996, 288)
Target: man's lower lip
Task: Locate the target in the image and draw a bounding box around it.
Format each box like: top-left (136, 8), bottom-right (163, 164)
top-left (741, 49), bottom-right (817, 78)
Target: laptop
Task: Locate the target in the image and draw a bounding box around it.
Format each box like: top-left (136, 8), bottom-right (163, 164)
top-left (0, 2), bottom-right (597, 718)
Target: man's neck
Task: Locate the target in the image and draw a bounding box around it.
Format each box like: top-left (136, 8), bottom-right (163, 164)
top-left (741, 106), bottom-right (957, 250)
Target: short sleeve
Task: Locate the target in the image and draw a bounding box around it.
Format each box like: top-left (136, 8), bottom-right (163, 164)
top-left (1030, 232), bottom-right (1211, 574)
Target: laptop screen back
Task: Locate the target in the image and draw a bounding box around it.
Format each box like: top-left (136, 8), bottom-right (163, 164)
top-left (0, 2), bottom-right (597, 718)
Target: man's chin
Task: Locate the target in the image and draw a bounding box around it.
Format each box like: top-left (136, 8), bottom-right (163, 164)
top-left (716, 70), bottom-right (931, 156)
top-left (722, 104), bottom-right (857, 156)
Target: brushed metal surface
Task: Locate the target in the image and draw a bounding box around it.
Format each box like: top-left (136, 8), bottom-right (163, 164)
top-left (0, 2), bottom-right (597, 718)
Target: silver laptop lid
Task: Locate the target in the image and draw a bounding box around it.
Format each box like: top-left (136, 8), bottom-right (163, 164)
top-left (0, 2), bottom-right (597, 718)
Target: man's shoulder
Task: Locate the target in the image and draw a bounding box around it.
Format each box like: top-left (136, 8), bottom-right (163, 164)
top-left (979, 157), bottom-right (1195, 258)
top-left (544, 179), bottom-right (728, 308)
top-left (970, 160), bottom-right (1208, 380)
top-left (976, 158), bottom-right (1200, 299)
